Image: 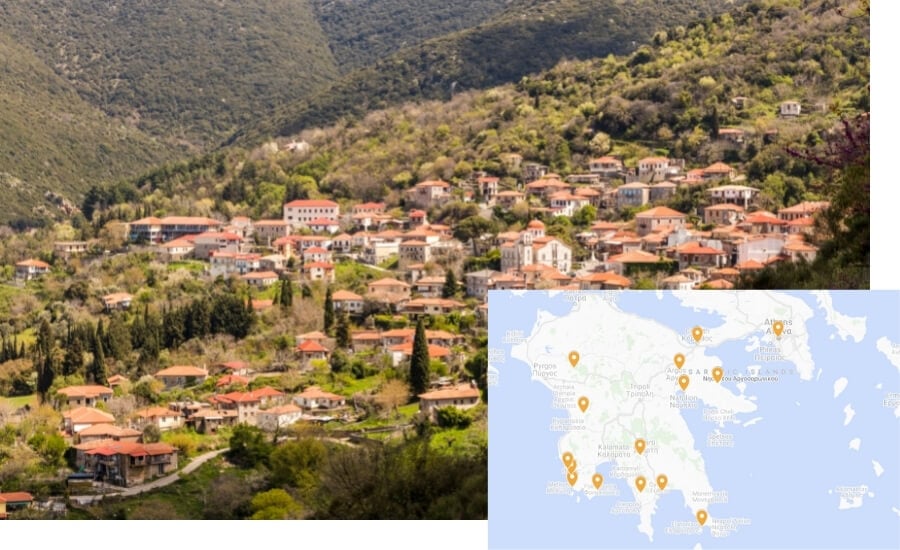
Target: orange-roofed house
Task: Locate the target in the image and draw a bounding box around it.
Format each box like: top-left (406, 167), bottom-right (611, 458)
top-left (588, 156), bottom-right (623, 177)
top-left (294, 386), bottom-right (346, 411)
top-left (637, 157), bottom-right (671, 180)
top-left (408, 180), bottom-right (452, 208)
top-left (332, 289), bottom-right (365, 315)
top-left (702, 162), bottom-right (737, 181)
top-left (15, 259), bottom-right (51, 280)
top-left (616, 182), bottom-right (650, 208)
top-left (133, 406), bottom-right (184, 432)
top-left (707, 184), bottom-right (758, 209)
top-left (213, 361), bottom-right (252, 376)
top-left (75, 424), bottom-right (142, 445)
top-left (157, 238), bottom-right (195, 261)
top-left (389, 343), bottom-right (452, 367)
top-left (107, 374), bottom-right (129, 388)
top-left (240, 270), bottom-right (279, 287)
top-left (154, 366), bottom-right (209, 389)
top-left (296, 339), bottom-right (330, 366)
top-left (414, 276), bottom-right (447, 298)
top-left (783, 240), bottom-right (818, 263)
top-left (128, 216), bottom-right (224, 243)
top-left (0, 492), bottom-right (34, 517)
top-left (56, 385), bottom-right (114, 408)
top-left (400, 298), bottom-right (466, 317)
top-left (283, 199), bottom-right (340, 229)
top-left (62, 407), bottom-right (116, 435)
top-left (102, 292), bottom-right (133, 312)
top-left (634, 207), bottom-right (687, 236)
top-left (84, 441), bottom-right (178, 486)
top-left (577, 271), bottom-right (633, 290)
top-left (741, 213), bottom-right (788, 234)
top-left (367, 277), bottom-right (411, 299)
top-left (704, 203), bottom-right (745, 226)
top-left (252, 219), bottom-right (291, 243)
top-left (674, 242), bottom-right (729, 270)
top-left (418, 382), bottom-right (481, 422)
top-left (717, 128), bottom-right (746, 144)
top-left (257, 404), bottom-right (304, 431)
top-left (189, 408), bottom-right (239, 434)
top-left (607, 250), bottom-right (673, 276)
top-left (699, 278), bottom-right (735, 289)
top-left (778, 201), bottom-right (829, 221)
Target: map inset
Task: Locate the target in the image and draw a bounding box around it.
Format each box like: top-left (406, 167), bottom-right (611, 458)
top-left (488, 290), bottom-right (900, 550)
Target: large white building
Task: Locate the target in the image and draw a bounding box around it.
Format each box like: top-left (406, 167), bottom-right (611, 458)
top-left (499, 220), bottom-right (572, 274)
top-left (283, 199), bottom-right (340, 229)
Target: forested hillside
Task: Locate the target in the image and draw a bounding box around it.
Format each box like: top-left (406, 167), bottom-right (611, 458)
top-left (312, 0), bottom-right (513, 70)
top-left (0, 34), bottom-right (174, 226)
top-left (0, 0), bottom-right (340, 146)
top-left (243, 0), bottom-right (739, 142)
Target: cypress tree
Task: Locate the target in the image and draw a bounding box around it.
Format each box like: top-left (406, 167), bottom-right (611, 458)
top-left (409, 318), bottom-right (430, 398)
top-left (335, 311), bottom-right (351, 350)
top-left (442, 270), bottom-right (458, 299)
top-left (323, 286), bottom-right (334, 336)
top-left (88, 327), bottom-right (107, 385)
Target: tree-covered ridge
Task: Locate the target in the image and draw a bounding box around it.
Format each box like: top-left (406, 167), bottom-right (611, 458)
top-left (0, 0), bottom-right (340, 147)
top-left (0, 33), bottom-right (175, 226)
top-left (143, 0), bottom-right (852, 213)
top-left (311, 0), bottom-right (513, 71)
top-left (240, 0), bottom-right (739, 142)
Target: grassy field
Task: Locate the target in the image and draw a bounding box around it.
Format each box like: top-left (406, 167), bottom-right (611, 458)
top-left (68, 456), bottom-right (233, 519)
top-left (0, 394), bottom-right (36, 408)
top-left (165, 260), bottom-right (207, 273)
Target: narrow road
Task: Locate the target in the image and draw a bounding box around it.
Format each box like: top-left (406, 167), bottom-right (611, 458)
top-left (120, 448), bottom-right (228, 496)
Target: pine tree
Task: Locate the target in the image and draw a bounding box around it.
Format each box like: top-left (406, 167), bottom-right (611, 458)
top-left (409, 318), bottom-right (430, 398)
top-left (323, 286), bottom-right (334, 336)
top-left (442, 270), bottom-right (458, 299)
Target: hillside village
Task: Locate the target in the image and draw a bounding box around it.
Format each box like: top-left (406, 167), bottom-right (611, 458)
top-left (0, 0), bottom-right (869, 520)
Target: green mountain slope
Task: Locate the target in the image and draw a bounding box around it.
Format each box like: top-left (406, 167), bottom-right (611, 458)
top-left (0, 34), bottom-right (174, 225)
top-left (242, 0), bottom-right (740, 142)
top-left (0, 0), bottom-right (340, 147)
top-left (102, 0), bottom-right (866, 216)
top-left (312, 0), bottom-right (513, 71)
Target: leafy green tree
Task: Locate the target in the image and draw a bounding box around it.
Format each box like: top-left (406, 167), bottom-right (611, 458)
top-left (61, 333), bottom-right (84, 377)
top-left (249, 489), bottom-right (304, 519)
top-left (435, 406), bottom-right (472, 429)
top-left (464, 348), bottom-right (488, 403)
top-left (228, 424), bottom-right (273, 468)
top-left (142, 424), bottom-right (161, 444)
top-left (105, 313), bottom-right (132, 361)
top-left (270, 439), bottom-right (327, 493)
top-left (409, 318), bottom-right (430, 397)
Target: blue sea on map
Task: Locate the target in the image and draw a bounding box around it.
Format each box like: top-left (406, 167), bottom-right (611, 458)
top-left (488, 290), bottom-right (900, 550)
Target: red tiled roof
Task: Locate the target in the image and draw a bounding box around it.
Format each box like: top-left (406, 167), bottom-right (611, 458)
top-left (333, 289), bottom-right (363, 301)
top-left (16, 259), bottom-right (50, 268)
top-left (296, 340), bottom-right (329, 353)
top-left (418, 384), bottom-right (480, 400)
top-left (135, 406), bottom-right (181, 419)
top-left (297, 386), bottom-right (345, 401)
top-left (62, 407), bottom-right (115, 424)
top-left (155, 366), bottom-right (208, 377)
top-left (57, 385), bottom-right (114, 399)
top-left (285, 199), bottom-right (338, 208)
top-left (635, 206), bottom-right (686, 219)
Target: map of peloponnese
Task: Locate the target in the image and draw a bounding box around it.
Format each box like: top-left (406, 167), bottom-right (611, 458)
top-left (487, 290), bottom-right (900, 550)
